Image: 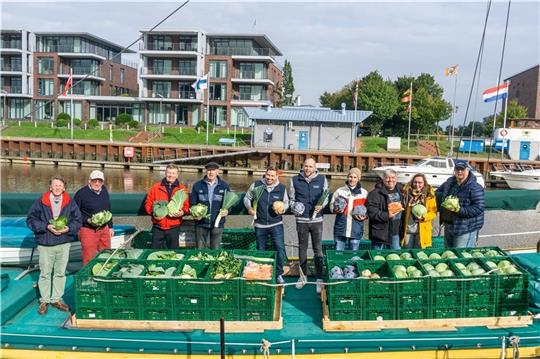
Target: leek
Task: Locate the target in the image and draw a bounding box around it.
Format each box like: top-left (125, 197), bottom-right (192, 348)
top-left (214, 190), bottom-right (241, 227)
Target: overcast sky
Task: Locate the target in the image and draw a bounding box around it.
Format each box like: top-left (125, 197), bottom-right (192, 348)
top-left (2, 0), bottom-right (539, 127)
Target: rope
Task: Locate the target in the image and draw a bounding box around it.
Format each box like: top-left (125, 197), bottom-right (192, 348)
top-left (509, 336), bottom-right (520, 359)
top-left (260, 339), bottom-right (271, 358)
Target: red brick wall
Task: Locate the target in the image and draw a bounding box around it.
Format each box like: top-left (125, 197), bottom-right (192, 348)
top-left (506, 65), bottom-right (540, 119)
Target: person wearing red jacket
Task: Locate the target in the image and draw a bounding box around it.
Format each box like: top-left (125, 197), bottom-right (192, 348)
top-left (145, 164), bottom-right (189, 249)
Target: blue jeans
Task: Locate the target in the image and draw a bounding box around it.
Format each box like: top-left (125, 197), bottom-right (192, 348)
top-left (255, 224), bottom-right (285, 276)
top-left (444, 225), bottom-right (478, 248)
top-left (371, 234), bottom-right (401, 250)
top-left (335, 236), bottom-right (360, 251)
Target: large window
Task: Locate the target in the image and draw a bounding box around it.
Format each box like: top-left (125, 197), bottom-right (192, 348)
top-left (238, 85), bottom-right (265, 101)
top-left (11, 77), bottom-right (22, 93)
top-left (152, 81), bottom-right (171, 98)
top-left (8, 98), bottom-right (30, 119)
top-left (239, 63), bottom-right (265, 79)
top-left (231, 107), bottom-right (251, 127)
top-left (209, 61), bottom-right (227, 79)
top-left (34, 100), bottom-right (54, 120)
top-left (209, 39), bottom-right (262, 56)
top-left (151, 35), bottom-right (172, 51)
top-left (59, 101), bottom-right (83, 119)
top-left (148, 102), bottom-right (170, 124)
top-left (38, 79), bottom-right (54, 96)
top-left (179, 59), bottom-right (196, 75)
top-left (178, 83), bottom-right (196, 99)
top-left (120, 68), bottom-right (125, 84)
top-left (67, 59), bottom-right (99, 75)
top-left (38, 57), bottom-right (54, 74)
top-left (70, 80), bottom-right (99, 96)
top-left (37, 35), bottom-right (116, 61)
top-left (152, 59), bottom-right (171, 74)
top-left (209, 106), bottom-right (226, 127)
top-left (209, 84), bottom-right (227, 101)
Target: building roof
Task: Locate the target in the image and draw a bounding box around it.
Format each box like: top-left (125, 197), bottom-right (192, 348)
top-left (504, 64), bottom-right (540, 81)
top-left (244, 106), bottom-right (372, 123)
top-left (206, 33), bottom-right (282, 56)
top-left (34, 32), bottom-right (134, 53)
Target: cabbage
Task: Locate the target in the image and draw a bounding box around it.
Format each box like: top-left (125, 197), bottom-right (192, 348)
top-left (394, 269), bottom-right (407, 279)
top-left (440, 270), bottom-right (454, 277)
top-left (351, 205), bottom-right (367, 217)
top-left (92, 261), bottom-right (118, 276)
top-left (179, 264), bottom-right (197, 279)
top-left (485, 250), bottom-right (499, 257)
top-left (386, 253), bottom-right (400, 261)
top-left (333, 196), bottom-right (347, 213)
top-left (373, 255), bottom-right (385, 261)
top-left (190, 203), bottom-right (209, 220)
top-left (455, 263), bottom-right (466, 270)
top-left (272, 201), bottom-right (285, 214)
top-left (411, 204), bottom-right (427, 218)
top-left (406, 266), bottom-right (418, 274)
top-left (91, 210), bottom-right (112, 226)
top-left (435, 263), bottom-right (448, 272)
top-left (485, 261), bottom-right (497, 269)
top-left (441, 250), bottom-right (457, 259)
top-left (167, 190), bottom-right (188, 215)
top-left (441, 195), bottom-right (460, 212)
top-left (147, 251), bottom-right (184, 260)
top-left (400, 252), bottom-right (412, 260)
top-left (49, 215), bottom-right (68, 230)
top-left (423, 264), bottom-right (434, 271)
top-left (152, 201), bottom-right (169, 220)
top-left (461, 251), bottom-right (473, 258)
top-left (428, 253), bottom-right (442, 260)
top-left (393, 265), bottom-right (407, 273)
top-left (417, 251), bottom-right (428, 260)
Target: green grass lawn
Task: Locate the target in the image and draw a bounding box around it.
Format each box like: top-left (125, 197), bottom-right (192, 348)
top-left (152, 127), bottom-right (251, 146)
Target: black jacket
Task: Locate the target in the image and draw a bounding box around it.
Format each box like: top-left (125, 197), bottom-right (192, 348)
top-left (367, 182), bottom-right (404, 245)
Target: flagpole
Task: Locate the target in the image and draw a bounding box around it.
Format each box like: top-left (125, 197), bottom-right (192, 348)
top-left (353, 77), bottom-right (358, 154)
top-left (502, 80), bottom-right (509, 129)
top-left (406, 82), bottom-right (413, 151)
top-left (206, 73), bottom-right (210, 146)
top-left (450, 71), bottom-right (458, 156)
top-left (70, 68), bottom-right (74, 140)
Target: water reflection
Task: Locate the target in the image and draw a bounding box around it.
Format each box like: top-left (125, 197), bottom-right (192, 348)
top-left (1, 163), bottom-right (376, 193)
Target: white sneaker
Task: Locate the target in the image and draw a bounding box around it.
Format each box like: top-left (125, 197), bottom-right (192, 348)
top-left (295, 277), bottom-right (305, 289)
top-left (277, 275), bottom-right (285, 284)
top-left (316, 279), bottom-right (324, 294)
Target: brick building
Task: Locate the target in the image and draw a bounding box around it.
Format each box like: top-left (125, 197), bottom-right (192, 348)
top-left (505, 64), bottom-right (540, 119)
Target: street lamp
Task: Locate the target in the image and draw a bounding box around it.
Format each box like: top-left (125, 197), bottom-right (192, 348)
top-left (0, 89), bottom-right (7, 126)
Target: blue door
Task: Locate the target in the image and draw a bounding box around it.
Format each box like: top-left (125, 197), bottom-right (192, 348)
top-left (519, 141), bottom-right (530, 160)
top-left (298, 131), bottom-right (308, 150)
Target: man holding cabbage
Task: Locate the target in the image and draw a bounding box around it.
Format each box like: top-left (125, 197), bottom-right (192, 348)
top-left (145, 164), bottom-right (190, 249)
top-left (189, 162), bottom-right (231, 249)
top-left (436, 159), bottom-right (485, 248)
top-left (74, 170), bottom-right (114, 265)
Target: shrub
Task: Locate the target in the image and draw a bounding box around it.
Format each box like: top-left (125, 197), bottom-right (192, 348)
top-left (115, 113), bottom-right (133, 127)
top-left (73, 118), bottom-right (81, 127)
top-left (129, 120), bottom-right (139, 129)
top-left (195, 120), bottom-right (213, 132)
top-left (56, 112), bottom-right (71, 121)
top-left (56, 118), bottom-right (68, 127)
top-left (87, 119), bottom-right (99, 129)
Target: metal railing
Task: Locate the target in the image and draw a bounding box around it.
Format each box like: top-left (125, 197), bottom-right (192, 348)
top-left (233, 70), bottom-right (267, 80)
top-left (144, 68), bottom-right (196, 76)
top-left (1, 64), bottom-right (22, 72)
top-left (179, 91), bottom-right (197, 99)
top-left (59, 66), bottom-right (100, 76)
top-left (233, 94), bottom-right (268, 101)
top-left (209, 47), bottom-right (272, 56)
top-left (0, 41), bottom-right (22, 49)
top-left (140, 43), bottom-right (198, 52)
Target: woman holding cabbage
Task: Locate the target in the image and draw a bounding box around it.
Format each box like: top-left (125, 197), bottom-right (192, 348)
top-left (145, 164), bottom-right (190, 249)
top-left (400, 173), bottom-right (437, 249)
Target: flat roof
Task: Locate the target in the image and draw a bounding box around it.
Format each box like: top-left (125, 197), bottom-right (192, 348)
top-left (207, 33), bottom-right (282, 56)
top-left (244, 106), bottom-right (372, 123)
top-left (34, 32), bottom-right (134, 53)
top-left (505, 64), bottom-right (540, 81)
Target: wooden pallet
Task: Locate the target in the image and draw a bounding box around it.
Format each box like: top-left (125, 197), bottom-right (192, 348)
top-left (321, 288), bottom-right (532, 332)
top-left (72, 287), bottom-right (283, 333)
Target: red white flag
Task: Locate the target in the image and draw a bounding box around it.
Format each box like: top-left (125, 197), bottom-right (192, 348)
top-left (62, 74), bottom-right (73, 96)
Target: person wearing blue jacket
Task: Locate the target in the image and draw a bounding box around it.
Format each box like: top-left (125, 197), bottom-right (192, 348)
top-left (436, 159), bottom-right (485, 248)
top-left (189, 162), bottom-right (230, 249)
top-left (244, 166), bottom-right (289, 284)
top-left (26, 175), bottom-right (82, 315)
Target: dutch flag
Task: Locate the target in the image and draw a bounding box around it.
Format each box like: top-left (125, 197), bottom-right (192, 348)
top-left (482, 83), bottom-right (509, 103)
top-left (192, 74), bottom-right (208, 91)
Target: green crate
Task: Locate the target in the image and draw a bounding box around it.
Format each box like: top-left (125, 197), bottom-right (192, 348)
top-left (369, 249), bottom-right (415, 261)
top-left (142, 292), bottom-right (173, 308)
top-left (484, 257), bottom-right (529, 293)
top-left (107, 261), bottom-right (142, 293)
top-left (397, 307), bottom-right (429, 320)
top-left (389, 260), bottom-right (429, 293)
top-left (75, 259), bottom-right (117, 292)
top-left (329, 309), bottom-right (362, 321)
top-left (451, 258), bottom-right (496, 293)
top-left (143, 249), bottom-right (187, 261)
top-left (143, 308), bottom-right (173, 321)
top-left (207, 290), bottom-right (239, 308)
top-left (131, 230), bottom-right (154, 249)
top-left (241, 294), bottom-right (275, 311)
top-left (174, 262), bottom-right (210, 294)
top-left (76, 290), bottom-right (108, 307)
top-left (431, 236), bottom-right (445, 248)
top-left (205, 259), bottom-right (243, 293)
top-left (327, 293), bottom-right (361, 311)
top-left (497, 290), bottom-right (529, 306)
top-left (110, 307), bottom-right (141, 320)
top-left (364, 307), bottom-right (395, 320)
top-left (206, 308), bottom-right (239, 321)
top-left (235, 250), bottom-right (276, 296)
top-left (421, 260), bottom-right (463, 293)
top-left (496, 303), bottom-right (529, 317)
top-left (140, 261), bottom-right (179, 293)
top-left (464, 292), bottom-right (495, 308)
top-left (356, 261), bottom-right (396, 297)
top-left (95, 248), bottom-right (144, 260)
top-left (76, 306), bottom-right (109, 320)
top-left (412, 248), bottom-right (458, 261)
top-left (463, 305), bottom-right (494, 318)
top-left (109, 292), bottom-right (139, 307)
top-left (185, 249), bottom-right (228, 261)
top-left (326, 250), bottom-right (370, 262)
top-left (326, 261), bottom-right (361, 296)
top-left (174, 293), bottom-right (205, 310)
top-left (241, 309), bottom-right (274, 321)
top-left (456, 246), bottom-right (508, 260)
top-left (430, 306), bottom-right (463, 319)
top-left (175, 309), bottom-right (204, 321)
top-left (221, 228), bottom-right (256, 250)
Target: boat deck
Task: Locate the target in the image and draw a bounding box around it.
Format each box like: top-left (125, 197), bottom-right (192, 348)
top-left (1, 261), bottom-right (540, 358)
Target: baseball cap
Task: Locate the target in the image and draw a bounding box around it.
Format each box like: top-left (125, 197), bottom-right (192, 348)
top-left (89, 170), bottom-right (105, 181)
top-left (454, 159), bottom-right (469, 170)
top-left (205, 162), bottom-right (220, 170)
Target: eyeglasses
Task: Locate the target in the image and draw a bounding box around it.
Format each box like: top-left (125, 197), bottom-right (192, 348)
top-left (412, 181), bottom-right (424, 184)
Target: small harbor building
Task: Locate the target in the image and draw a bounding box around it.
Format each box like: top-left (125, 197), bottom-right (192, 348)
top-left (244, 106), bottom-right (372, 152)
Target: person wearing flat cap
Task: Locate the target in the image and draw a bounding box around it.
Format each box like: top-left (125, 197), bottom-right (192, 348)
top-left (436, 159), bottom-right (485, 248)
top-left (74, 170), bottom-right (114, 265)
top-left (189, 162), bottom-right (230, 249)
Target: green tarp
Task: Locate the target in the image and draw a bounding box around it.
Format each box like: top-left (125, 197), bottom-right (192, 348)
top-left (1, 190), bottom-right (539, 217)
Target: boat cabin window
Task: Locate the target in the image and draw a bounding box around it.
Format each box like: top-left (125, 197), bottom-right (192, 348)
top-left (423, 160), bottom-right (446, 168)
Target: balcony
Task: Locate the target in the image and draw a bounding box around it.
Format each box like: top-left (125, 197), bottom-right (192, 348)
top-left (210, 47), bottom-right (276, 62)
top-left (231, 70), bottom-right (274, 85)
top-left (140, 68), bottom-right (197, 80)
top-left (0, 41), bottom-right (22, 53)
top-left (141, 90), bottom-right (201, 103)
top-left (0, 63), bottom-right (23, 74)
top-left (139, 43), bottom-right (198, 57)
top-left (58, 67), bottom-right (105, 81)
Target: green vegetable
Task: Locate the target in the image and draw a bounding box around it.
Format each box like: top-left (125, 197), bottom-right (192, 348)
top-left (111, 263), bottom-right (145, 278)
top-left (411, 204), bottom-right (427, 218)
top-left (167, 190), bottom-right (188, 215)
top-left (214, 191), bottom-right (241, 227)
top-left (49, 215), bottom-right (68, 230)
top-left (190, 203), bottom-right (210, 220)
top-left (179, 264), bottom-right (197, 279)
top-left (152, 201), bottom-right (169, 219)
top-left (91, 261), bottom-right (118, 277)
top-left (145, 264), bottom-right (176, 277)
top-left (97, 249), bottom-right (143, 260)
top-left (441, 195), bottom-right (460, 212)
top-left (147, 251), bottom-right (185, 260)
top-left (212, 252), bottom-right (242, 279)
top-left (91, 210), bottom-right (112, 226)
top-left (312, 189), bottom-right (330, 219)
top-left (250, 185), bottom-right (265, 220)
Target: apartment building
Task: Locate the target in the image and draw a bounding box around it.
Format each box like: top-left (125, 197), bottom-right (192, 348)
top-left (139, 29), bottom-right (283, 127)
top-left (505, 64), bottom-right (540, 119)
top-left (0, 30), bottom-right (34, 120)
top-left (1, 30), bottom-right (138, 121)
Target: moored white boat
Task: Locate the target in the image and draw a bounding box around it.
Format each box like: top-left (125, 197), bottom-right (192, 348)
top-left (490, 169), bottom-right (540, 190)
top-left (372, 157), bottom-right (486, 188)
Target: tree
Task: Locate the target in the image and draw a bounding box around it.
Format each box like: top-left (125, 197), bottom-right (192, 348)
top-left (483, 100), bottom-right (528, 135)
top-left (319, 81), bottom-right (356, 109)
top-left (280, 60), bottom-right (296, 106)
